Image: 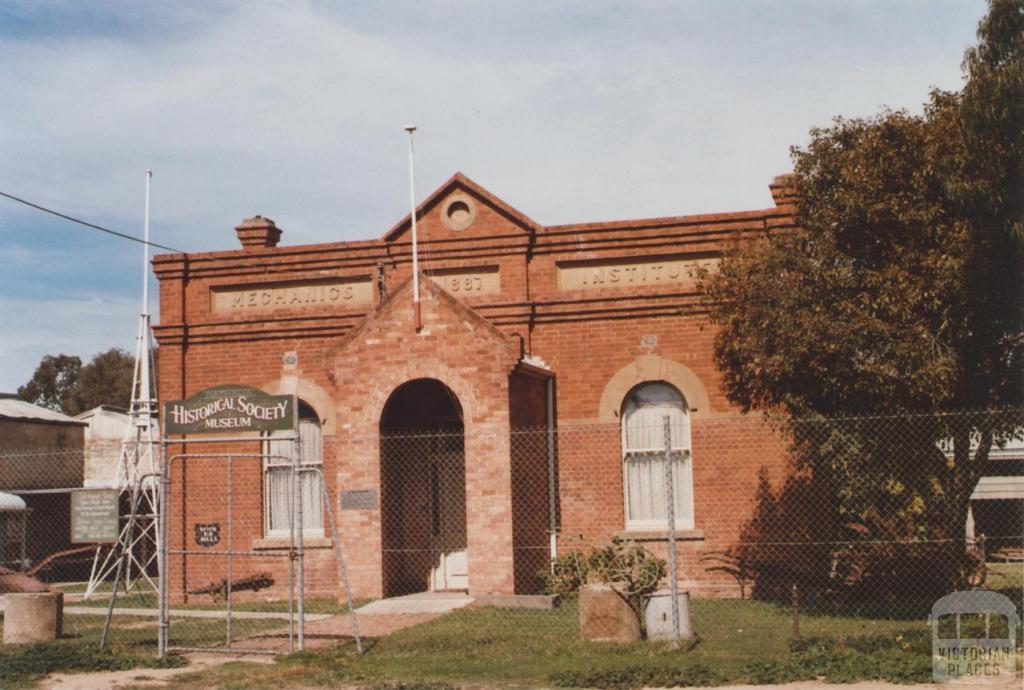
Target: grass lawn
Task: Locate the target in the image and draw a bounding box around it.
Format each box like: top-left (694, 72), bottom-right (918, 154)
top-left (986, 562), bottom-right (1024, 591)
top-left (154, 598), bottom-right (999, 689)
top-left (5, 583), bottom-right (1023, 688)
top-left (64, 590), bottom-right (362, 616)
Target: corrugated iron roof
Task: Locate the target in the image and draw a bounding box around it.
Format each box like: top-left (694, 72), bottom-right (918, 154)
top-left (971, 476), bottom-right (1024, 501)
top-left (0, 398), bottom-right (84, 425)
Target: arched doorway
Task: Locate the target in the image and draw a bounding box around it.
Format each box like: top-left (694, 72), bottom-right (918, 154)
top-left (380, 379), bottom-right (467, 596)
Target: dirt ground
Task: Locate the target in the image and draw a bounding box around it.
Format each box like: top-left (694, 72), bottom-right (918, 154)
top-left (36, 652), bottom-right (268, 690)
top-left (37, 667), bottom-right (1024, 690)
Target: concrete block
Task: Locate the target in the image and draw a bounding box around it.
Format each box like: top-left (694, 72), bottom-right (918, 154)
top-left (3, 592), bottom-right (63, 644)
top-left (645, 589), bottom-right (694, 640)
top-left (579, 584), bottom-right (640, 642)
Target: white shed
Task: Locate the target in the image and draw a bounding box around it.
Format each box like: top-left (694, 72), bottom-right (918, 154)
top-left (75, 406), bottom-right (131, 488)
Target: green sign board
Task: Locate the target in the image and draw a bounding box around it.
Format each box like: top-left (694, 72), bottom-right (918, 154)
top-left (164, 385), bottom-right (295, 435)
top-left (70, 490), bottom-right (120, 544)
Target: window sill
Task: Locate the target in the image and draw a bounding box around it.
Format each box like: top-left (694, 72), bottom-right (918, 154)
top-left (252, 536), bottom-right (333, 550)
top-left (616, 528), bottom-right (705, 542)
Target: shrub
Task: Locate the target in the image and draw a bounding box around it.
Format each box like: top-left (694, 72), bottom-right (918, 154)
top-left (544, 537), bottom-right (665, 598)
top-left (543, 537), bottom-right (666, 622)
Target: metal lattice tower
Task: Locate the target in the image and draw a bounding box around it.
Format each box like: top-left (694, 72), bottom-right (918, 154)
top-left (85, 171), bottom-right (161, 599)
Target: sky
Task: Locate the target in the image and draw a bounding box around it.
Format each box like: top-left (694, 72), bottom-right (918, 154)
top-left (0, 0), bottom-right (988, 393)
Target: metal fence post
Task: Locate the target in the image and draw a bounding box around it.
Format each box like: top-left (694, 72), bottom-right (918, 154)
top-left (317, 467), bottom-right (364, 654)
top-left (293, 432), bottom-right (305, 651)
top-left (225, 455), bottom-right (233, 648)
top-left (101, 477), bottom-right (139, 649)
top-left (663, 415), bottom-right (681, 647)
top-left (157, 440), bottom-right (168, 658)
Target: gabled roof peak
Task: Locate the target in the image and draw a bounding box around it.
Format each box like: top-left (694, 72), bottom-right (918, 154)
top-left (383, 171), bottom-right (539, 241)
top-left (333, 271), bottom-right (519, 371)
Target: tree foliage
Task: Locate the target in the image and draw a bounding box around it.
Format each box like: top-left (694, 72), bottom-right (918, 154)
top-left (16, 354), bottom-right (81, 414)
top-left (69, 349), bottom-right (136, 415)
top-left (18, 349), bottom-right (136, 416)
top-left (702, 0), bottom-right (1023, 423)
top-left (699, 0), bottom-right (1024, 593)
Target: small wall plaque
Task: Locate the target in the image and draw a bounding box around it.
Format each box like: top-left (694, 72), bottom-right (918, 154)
top-left (340, 489), bottom-right (377, 510)
top-left (194, 523), bottom-right (221, 547)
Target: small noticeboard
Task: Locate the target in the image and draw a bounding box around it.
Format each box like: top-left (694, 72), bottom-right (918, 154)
top-left (70, 489), bottom-right (120, 544)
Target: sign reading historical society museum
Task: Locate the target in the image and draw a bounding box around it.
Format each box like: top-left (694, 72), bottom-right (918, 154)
top-left (164, 385), bottom-right (295, 434)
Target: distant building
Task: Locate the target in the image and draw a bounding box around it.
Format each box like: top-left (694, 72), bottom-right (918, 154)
top-left (0, 394), bottom-right (86, 579)
top-left (965, 435), bottom-right (1024, 560)
top-left (76, 405), bottom-right (133, 488)
top-left (0, 394), bottom-right (84, 489)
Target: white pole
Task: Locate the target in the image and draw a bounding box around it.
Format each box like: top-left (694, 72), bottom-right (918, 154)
top-left (142, 170), bottom-right (151, 314)
top-left (140, 170), bottom-right (152, 408)
top-left (547, 377), bottom-right (557, 568)
top-left (404, 125), bottom-right (421, 330)
top-left (664, 415), bottom-right (681, 647)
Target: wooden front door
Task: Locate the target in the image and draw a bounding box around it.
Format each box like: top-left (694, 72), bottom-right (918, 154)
top-left (428, 442), bottom-right (467, 591)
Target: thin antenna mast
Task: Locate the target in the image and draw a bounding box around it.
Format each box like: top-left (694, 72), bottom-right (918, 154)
top-left (87, 170), bottom-right (161, 600)
top-left (405, 125), bottom-right (421, 331)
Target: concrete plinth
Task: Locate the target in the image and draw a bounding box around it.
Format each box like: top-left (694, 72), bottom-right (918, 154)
top-left (2, 592), bottom-right (63, 644)
top-left (645, 590), bottom-right (694, 641)
top-left (579, 584), bottom-right (641, 642)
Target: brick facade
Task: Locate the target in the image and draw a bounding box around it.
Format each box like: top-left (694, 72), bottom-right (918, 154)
top-left (153, 172), bottom-right (797, 601)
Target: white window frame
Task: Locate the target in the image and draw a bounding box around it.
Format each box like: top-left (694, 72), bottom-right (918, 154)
top-left (263, 403), bottom-right (324, 538)
top-left (621, 382), bottom-right (695, 532)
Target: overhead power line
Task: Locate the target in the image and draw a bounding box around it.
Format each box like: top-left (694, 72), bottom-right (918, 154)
top-left (0, 189), bottom-right (183, 253)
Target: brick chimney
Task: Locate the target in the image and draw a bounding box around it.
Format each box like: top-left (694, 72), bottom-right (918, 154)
top-left (235, 215), bottom-right (282, 250)
top-left (769, 174), bottom-right (798, 209)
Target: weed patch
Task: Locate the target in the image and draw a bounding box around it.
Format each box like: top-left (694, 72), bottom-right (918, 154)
top-left (0, 641), bottom-right (185, 687)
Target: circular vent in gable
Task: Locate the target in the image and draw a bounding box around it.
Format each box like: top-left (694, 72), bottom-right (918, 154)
top-left (441, 194), bottom-right (476, 231)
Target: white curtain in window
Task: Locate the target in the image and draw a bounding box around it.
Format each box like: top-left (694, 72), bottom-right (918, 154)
top-left (265, 466), bottom-right (292, 535)
top-left (263, 407), bottom-right (324, 536)
top-left (622, 382), bottom-right (693, 528)
top-left (299, 415), bottom-right (323, 531)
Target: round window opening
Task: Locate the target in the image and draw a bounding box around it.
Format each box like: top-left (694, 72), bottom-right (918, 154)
top-left (442, 197), bottom-right (476, 231)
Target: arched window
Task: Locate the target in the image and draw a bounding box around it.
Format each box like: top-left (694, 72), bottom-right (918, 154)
top-left (621, 382), bottom-right (694, 531)
top-left (264, 401), bottom-right (324, 537)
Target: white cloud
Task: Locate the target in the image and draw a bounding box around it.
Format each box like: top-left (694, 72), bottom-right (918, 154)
top-left (0, 2), bottom-right (981, 245)
top-left (0, 0), bottom-right (987, 390)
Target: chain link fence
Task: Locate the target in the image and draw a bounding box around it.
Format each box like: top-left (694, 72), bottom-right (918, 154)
top-left (0, 410), bottom-right (1021, 676)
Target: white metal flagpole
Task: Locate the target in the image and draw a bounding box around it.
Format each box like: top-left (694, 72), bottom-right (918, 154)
top-left (404, 125), bottom-right (421, 331)
top-left (140, 170), bottom-right (152, 413)
top-left (143, 170), bottom-right (151, 313)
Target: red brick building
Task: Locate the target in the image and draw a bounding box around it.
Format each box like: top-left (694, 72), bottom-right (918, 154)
top-left (153, 173), bottom-right (797, 602)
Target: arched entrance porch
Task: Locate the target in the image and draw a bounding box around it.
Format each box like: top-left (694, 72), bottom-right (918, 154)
top-left (379, 378), bottom-right (467, 596)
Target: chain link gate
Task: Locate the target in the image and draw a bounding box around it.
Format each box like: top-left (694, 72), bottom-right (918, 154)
top-left (154, 385), bottom-right (361, 657)
top-left (159, 437), bottom-right (305, 655)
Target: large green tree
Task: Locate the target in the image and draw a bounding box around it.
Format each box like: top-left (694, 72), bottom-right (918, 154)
top-left (701, 0), bottom-right (1023, 593)
top-left (68, 348), bottom-right (136, 415)
top-left (17, 354), bottom-right (82, 413)
top-left (18, 349), bottom-right (136, 416)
